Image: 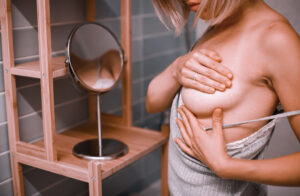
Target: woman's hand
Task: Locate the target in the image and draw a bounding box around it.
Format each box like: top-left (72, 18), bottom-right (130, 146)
top-left (175, 105), bottom-right (230, 175)
top-left (173, 49), bottom-right (233, 93)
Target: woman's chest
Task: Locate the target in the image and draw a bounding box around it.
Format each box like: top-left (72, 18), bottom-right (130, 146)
top-left (181, 35), bottom-right (273, 117)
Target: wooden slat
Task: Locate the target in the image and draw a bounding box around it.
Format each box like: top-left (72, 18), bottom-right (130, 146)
top-left (36, 0), bottom-right (57, 161)
top-left (15, 152), bottom-right (89, 182)
top-left (85, 0), bottom-right (98, 124)
top-left (161, 124), bottom-right (170, 196)
top-left (16, 141), bottom-right (46, 160)
top-left (121, 0), bottom-right (133, 126)
top-left (10, 56), bottom-right (66, 78)
top-left (30, 123), bottom-right (168, 180)
top-left (88, 161), bottom-right (102, 196)
top-left (1, 0), bottom-right (24, 195)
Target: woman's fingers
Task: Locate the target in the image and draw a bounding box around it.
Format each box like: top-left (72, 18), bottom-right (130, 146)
top-left (180, 106), bottom-right (206, 135)
top-left (177, 108), bottom-right (194, 139)
top-left (192, 51), bottom-right (233, 82)
top-left (185, 59), bottom-right (232, 88)
top-left (212, 108), bottom-right (224, 134)
top-left (181, 77), bottom-right (216, 93)
top-left (181, 66), bottom-right (227, 91)
top-left (198, 48), bottom-right (222, 63)
top-left (175, 138), bottom-right (196, 158)
top-left (176, 118), bottom-right (192, 147)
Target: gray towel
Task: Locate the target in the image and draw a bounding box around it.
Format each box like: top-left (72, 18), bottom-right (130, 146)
top-left (168, 92), bottom-right (277, 196)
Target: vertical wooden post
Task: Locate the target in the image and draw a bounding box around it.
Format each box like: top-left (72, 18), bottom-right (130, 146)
top-left (36, 0), bottom-right (57, 161)
top-left (121, 0), bottom-right (132, 126)
top-left (161, 124), bottom-right (170, 196)
top-left (1, 0), bottom-right (25, 195)
top-left (85, 0), bottom-right (98, 123)
top-left (88, 161), bottom-right (102, 196)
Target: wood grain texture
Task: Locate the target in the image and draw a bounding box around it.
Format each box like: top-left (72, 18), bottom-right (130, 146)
top-left (36, 0), bottom-right (57, 161)
top-left (88, 161), bottom-right (102, 196)
top-left (161, 124), bottom-right (170, 196)
top-left (121, 0), bottom-right (133, 126)
top-left (1, 0), bottom-right (24, 195)
top-left (18, 123), bottom-right (168, 181)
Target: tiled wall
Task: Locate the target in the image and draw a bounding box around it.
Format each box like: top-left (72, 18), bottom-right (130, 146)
top-left (0, 0), bottom-right (195, 195)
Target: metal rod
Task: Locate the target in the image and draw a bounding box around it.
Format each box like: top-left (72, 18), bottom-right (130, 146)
top-left (97, 93), bottom-right (102, 156)
top-left (204, 109), bottom-right (300, 131)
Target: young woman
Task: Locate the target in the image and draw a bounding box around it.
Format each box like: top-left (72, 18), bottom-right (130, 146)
top-left (146, 0), bottom-right (300, 195)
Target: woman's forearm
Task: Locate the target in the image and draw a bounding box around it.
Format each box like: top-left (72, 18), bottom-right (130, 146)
top-left (218, 152), bottom-right (300, 186)
top-left (146, 59), bottom-right (181, 113)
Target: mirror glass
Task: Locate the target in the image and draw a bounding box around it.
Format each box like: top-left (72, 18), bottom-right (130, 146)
top-left (66, 22), bottom-right (124, 93)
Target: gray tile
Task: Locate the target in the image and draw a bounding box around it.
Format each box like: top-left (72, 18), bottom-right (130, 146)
top-left (132, 82), bottom-right (141, 103)
top-left (144, 114), bottom-right (163, 131)
top-left (0, 63), bottom-right (4, 92)
top-left (132, 0), bottom-right (142, 15)
top-left (143, 34), bottom-right (184, 57)
top-left (142, 0), bottom-right (155, 14)
top-left (17, 84), bottom-right (42, 117)
top-left (0, 123), bottom-right (9, 153)
top-left (0, 94), bottom-right (7, 123)
top-left (53, 77), bottom-right (87, 105)
top-left (12, 0), bottom-right (85, 29)
top-left (143, 16), bottom-right (167, 36)
top-left (55, 97), bottom-right (89, 131)
top-left (102, 148), bottom-right (161, 195)
top-left (96, 0), bottom-right (121, 19)
top-left (16, 77), bottom-right (39, 88)
top-left (51, 24), bottom-right (78, 52)
top-left (132, 16), bottom-right (143, 38)
top-left (19, 113), bottom-right (43, 142)
top-left (101, 86), bottom-right (122, 112)
top-left (143, 78), bottom-right (152, 99)
top-left (143, 52), bottom-right (180, 77)
top-left (11, 0), bottom-right (37, 28)
top-left (50, 0), bottom-right (85, 24)
top-left (132, 61), bottom-right (142, 82)
top-left (40, 178), bottom-right (88, 196)
top-left (132, 102), bottom-right (142, 123)
top-left (132, 39), bottom-right (143, 62)
top-left (0, 153), bottom-right (12, 182)
top-left (16, 77), bottom-right (87, 118)
top-left (98, 19), bottom-right (121, 41)
top-left (23, 166), bottom-right (65, 196)
top-left (13, 29), bottom-right (39, 59)
top-left (0, 179), bottom-right (14, 196)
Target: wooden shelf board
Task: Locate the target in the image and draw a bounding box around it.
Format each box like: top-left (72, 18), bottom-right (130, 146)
top-left (16, 122), bottom-right (168, 182)
top-left (10, 56), bottom-right (67, 78)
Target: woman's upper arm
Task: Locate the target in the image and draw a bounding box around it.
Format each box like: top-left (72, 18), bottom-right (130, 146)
top-left (263, 22), bottom-right (300, 141)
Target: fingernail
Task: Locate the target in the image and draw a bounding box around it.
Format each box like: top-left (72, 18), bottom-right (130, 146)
top-left (227, 73), bottom-right (233, 79)
top-left (226, 80), bottom-right (231, 87)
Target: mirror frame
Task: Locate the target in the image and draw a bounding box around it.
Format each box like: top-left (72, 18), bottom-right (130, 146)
top-left (65, 21), bottom-right (125, 93)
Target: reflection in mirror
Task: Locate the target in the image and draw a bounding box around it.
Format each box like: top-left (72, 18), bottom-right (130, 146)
top-left (67, 22), bottom-right (123, 93)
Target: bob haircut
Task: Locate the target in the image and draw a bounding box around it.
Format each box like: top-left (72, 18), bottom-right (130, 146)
top-left (152, 0), bottom-right (250, 35)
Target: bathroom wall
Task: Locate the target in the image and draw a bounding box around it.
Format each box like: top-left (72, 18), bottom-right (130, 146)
top-left (0, 0), bottom-right (194, 195)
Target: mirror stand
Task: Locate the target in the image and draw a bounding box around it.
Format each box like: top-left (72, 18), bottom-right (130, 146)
top-left (72, 93), bottom-right (128, 160)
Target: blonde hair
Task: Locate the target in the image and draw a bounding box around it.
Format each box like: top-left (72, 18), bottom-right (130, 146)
top-left (152, 0), bottom-right (248, 35)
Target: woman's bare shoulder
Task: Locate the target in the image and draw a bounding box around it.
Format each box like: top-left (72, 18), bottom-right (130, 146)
top-left (255, 17), bottom-right (300, 73)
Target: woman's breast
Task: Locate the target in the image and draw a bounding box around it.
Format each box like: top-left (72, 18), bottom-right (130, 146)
top-left (181, 78), bottom-right (247, 118)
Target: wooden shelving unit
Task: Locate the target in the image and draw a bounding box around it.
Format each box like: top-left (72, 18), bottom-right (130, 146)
top-left (0, 0), bottom-right (169, 195)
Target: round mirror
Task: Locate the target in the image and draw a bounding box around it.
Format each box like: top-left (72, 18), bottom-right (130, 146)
top-left (65, 22), bottom-right (128, 161)
top-left (66, 22), bottom-right (124, 93)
